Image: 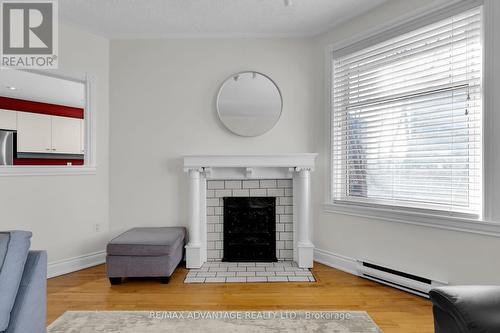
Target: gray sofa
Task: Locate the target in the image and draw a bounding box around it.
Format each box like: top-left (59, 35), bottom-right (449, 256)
top-left (0, 231), bottom-right (47, 333)
top-left (106, 227), bottom-right (185, 284)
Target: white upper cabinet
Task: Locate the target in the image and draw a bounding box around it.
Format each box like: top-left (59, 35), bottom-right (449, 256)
top-left (0, 109), bottom-right (17, 130)
top-left (80, 119), bottom-right (85, 154)
top-left (17, 112), bottom-right (52, 153)
top-left (51, 116), bottom-right (81, 154)
top-left (17, 112), bottom-right (83, 155)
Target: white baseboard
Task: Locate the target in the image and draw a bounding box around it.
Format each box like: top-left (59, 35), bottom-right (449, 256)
top-left (313, 248), bottom-right (359, 276)
top-left (48, 250), bottom-right (106, 278)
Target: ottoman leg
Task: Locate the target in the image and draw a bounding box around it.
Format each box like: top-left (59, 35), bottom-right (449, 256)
top-left (160, 276), bottom-right (170, 284)
top-left (109, 277), bottom-right (122, 285)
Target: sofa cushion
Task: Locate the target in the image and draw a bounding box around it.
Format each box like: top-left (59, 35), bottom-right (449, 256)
top-left (107, 227), bottom-right (185, 256)
top-left (0, 231), bottom-right (32, 332)
top-left (0, 234), bottom-right (9, 271)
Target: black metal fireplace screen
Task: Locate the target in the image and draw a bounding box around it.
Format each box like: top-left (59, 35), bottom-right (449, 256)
top-left (223, 197), bottom-right (277, 262)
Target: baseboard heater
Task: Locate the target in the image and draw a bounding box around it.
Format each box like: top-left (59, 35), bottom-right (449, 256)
top-left (357, 260), bottom-right (447, 298)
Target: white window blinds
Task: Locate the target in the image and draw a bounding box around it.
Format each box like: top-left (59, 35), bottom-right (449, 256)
top-left (332, 6), bottom-right (482, 216)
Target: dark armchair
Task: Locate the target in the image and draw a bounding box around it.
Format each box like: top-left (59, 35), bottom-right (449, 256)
top-left (429, 286), bottom-right (500, 333)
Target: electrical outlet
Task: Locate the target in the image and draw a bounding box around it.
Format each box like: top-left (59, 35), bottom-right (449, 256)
top-left (93, 223), bottom-right (101, 233)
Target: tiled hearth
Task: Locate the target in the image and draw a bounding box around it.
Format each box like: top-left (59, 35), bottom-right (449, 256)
top-left (184, 261), bottom-right (315, 283)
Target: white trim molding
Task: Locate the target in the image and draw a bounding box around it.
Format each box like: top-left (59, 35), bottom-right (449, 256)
top-left (0, 165), bottom-right (96, 177)
top-left (482, 0), bottom-right (496, 223)
top-left (47, 250), bottom-right (105, 278)
top-left (325, 0), bottom-right (482, 55)
top-left (313, 248), bottom-right (358, 275)
top-left (324, 202), bottom-right (500, 237)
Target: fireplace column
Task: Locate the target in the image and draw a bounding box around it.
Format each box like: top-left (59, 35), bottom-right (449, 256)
top-left (295, 167), bottom-right (314, 268)
top-left (185, 168), bottom-right (203, 268)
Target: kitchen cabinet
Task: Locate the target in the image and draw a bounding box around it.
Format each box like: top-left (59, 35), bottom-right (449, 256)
top-left (51, 116), bottom-right (81, 154)
top-left (17, 112), bottom-right (52, 153)
top-left (17, 112), bottom-right (83, 155)
top-left (80, 119), bottom-right (85, 154)
top-left (0, 109), bottom-right (17, 130)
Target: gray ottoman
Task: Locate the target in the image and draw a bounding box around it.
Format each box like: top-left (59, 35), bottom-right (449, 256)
top-left (106, 227), bottom-right (185, 285)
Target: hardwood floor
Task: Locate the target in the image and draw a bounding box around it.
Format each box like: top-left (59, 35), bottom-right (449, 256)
top-left (47, 262), bottom-right (434, 332)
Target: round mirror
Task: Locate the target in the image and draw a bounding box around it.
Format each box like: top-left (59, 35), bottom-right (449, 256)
top-left (216, 72), bottom-right (282, 137)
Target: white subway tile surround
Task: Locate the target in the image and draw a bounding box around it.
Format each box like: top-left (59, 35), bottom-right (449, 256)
top-left (206, 179), bottom-right (293, 261)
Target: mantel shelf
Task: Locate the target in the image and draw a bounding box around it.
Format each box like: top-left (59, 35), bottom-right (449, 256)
top-left (183, 154), bottom-right (318, 171)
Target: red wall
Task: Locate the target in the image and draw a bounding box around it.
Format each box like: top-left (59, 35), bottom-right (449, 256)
top-left (0, 96), bottom-right (85, 165)
top-left (14, 158), bottom-right (84, 166)
top-left (0, 96), bottom-right (84, 119)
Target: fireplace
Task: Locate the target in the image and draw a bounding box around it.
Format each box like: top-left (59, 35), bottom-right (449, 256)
top-left (183, 154), bottom-right (317, 269)
top-left (223, 197), bottom-right (277, 262)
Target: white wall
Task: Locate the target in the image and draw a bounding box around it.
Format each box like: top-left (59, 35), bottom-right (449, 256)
top-left (109, 38), bottom-right (316, 236)
top-left (0, 24), bottom-right (110, 276)
top-left (312, 0), bottom-right (500, 284)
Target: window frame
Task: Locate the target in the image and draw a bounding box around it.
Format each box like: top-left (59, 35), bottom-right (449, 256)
top-left (324, 0), bottom-right (500, 236)
top-left (0, 69), bottom-right (97, 176)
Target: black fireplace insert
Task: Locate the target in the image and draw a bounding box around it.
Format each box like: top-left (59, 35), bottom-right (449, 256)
top-left (223, 197), bottom-right (277, 262)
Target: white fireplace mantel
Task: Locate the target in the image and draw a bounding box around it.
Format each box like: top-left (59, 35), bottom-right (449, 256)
top-left (184, 153), bottom-right (317, 169)
top-left (183, 153), bottom-right (318, 269)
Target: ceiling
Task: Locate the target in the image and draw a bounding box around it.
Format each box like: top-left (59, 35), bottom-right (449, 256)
top-left (0, 70), bottom-right (85, 108)
top-left (59, 0), bottom-right (387, 39)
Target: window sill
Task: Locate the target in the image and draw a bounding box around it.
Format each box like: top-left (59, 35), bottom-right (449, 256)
top-left (323, 202), bottom-right (500, 238)
top-left (0, 165), bottom-right (97, 176)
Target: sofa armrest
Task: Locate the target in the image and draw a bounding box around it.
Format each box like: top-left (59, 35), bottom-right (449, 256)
top-left (430, 286), bottom-right (500, 333)
top-left (5, 251), bottom-right (47, 333)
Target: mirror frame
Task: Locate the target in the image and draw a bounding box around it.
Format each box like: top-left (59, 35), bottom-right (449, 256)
top-left (216, 71), bottom-right (283, 137)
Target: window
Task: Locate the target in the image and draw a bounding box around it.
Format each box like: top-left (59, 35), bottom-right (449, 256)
top-left (331, 6), bottom-right (482, 216)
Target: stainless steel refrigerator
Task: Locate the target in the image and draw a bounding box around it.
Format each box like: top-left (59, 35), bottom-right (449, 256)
top-left (0, 130), bottom-right (15, 165)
